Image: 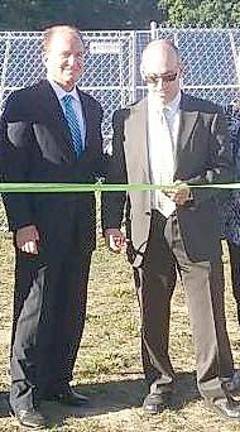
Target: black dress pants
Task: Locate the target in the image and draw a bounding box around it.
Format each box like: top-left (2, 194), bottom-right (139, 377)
top-left (133, 211), bottom-right (234, 399)
top-left (10, 227), bottom-right (92, 413)
top-left (227, 240), bottom-right (240, 325)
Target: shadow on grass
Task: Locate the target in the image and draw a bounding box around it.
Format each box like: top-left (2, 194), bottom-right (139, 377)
top-left (171, 370), bottom-right (200, 409)
top-left (41, 377), bottom-right (145, 428)
top-left (0, 392), bottom-right (10, 418)
top-left (40, 371), bottom-right (201, 428)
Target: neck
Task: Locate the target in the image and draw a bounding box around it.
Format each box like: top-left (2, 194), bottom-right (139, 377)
top-left (52, 78), bottom-right (75, 92)
top-left (59, 83), bottom-right (75, 92)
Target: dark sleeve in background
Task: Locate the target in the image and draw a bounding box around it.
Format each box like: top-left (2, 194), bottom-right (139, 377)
top-left (0, 91), bottom-right (36, 231)
top-left (101, 109), bottom-right (127, 231)
top-left (188, 108), bottom-right (235, 205)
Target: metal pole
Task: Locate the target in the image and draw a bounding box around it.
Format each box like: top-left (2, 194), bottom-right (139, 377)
top-left (130, 31), bottom-right (137, 104)
top-left (0, 33), bottom-right (11, 110)
top-left (150, 21), bottom-right (158, 40)
top-left (229, 30), bottom-right (239, 85)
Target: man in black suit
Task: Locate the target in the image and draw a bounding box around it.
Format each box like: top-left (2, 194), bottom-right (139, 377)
top-left (102, 40), bottom-right (240, 419)
top-left (1, 25), bottom-right (104, 428)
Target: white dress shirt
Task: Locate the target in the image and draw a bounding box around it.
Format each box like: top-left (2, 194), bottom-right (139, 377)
top-left (48, 78), bottom-right (86, 149)
top-left (148, 91), bottom-right (181, 218)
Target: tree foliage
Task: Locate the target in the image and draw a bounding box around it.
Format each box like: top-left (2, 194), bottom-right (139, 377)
top-left (162, 0), bottom-right (240, 27)
top-left (0, 0), bottom-right (162, 31)
top-left (0, 0), bottom-right (239, 31)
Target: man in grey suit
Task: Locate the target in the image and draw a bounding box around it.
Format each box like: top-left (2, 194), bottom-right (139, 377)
top-left (102, 39), bottom-right (240, 418)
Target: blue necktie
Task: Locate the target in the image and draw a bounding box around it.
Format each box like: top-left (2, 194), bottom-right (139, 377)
top-left (62, 94), bottom-right (83, 157)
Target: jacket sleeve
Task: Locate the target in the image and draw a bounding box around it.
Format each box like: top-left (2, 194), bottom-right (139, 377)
top-left (101, 109), bottom-right (127, 231)
top-left (1, 92), bottom-right (36, 231)
top-left (93, 102), bottom-right (106, 179)
top-left (187, 109), bottom-right (234, 205)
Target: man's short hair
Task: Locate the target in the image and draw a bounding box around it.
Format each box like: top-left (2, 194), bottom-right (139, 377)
top-left (43, 25), bottom-right (83, 54)
top-left (142, 39), bottom-right (180, 60)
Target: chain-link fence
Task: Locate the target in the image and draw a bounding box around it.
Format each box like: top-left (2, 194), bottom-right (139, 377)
top-left (135, 27), bottom-right (240, 104)
top-left (0, 26), bottom-right (240, 231)
top-left (0, 30), bottom-right (136, 144)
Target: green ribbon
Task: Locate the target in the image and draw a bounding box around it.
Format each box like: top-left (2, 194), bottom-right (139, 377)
top-left (0, 182), bottom-right (240, 192)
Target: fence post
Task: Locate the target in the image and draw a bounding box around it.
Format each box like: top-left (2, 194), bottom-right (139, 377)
top-left (130, 31), bottom-right (137, 104)
top-left (150, 21), bottom-right (158, 40)
top-left (229, 30), bottom-right (240, 88)
top-left (0, 33), bottom-right (11, 110)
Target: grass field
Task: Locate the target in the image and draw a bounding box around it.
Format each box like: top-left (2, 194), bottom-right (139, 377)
top-left (0, 229), bottom-right (240, 431)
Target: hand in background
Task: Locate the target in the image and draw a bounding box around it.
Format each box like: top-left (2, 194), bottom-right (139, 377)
top-left (16, 225), bottom-right (40, 255)
top-left (104, 228), bottom-right (126, 253)
top-left (167, 180), bottom-right (192, 206)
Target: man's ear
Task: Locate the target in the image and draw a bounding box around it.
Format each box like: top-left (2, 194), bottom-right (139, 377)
top-left (140, 61), bottom-right (146, 81)
top-left (42, 53), bottom-right (48, 66)
top-left (178, 60), bottom-right (184, 78)
top-left (178, 63), bottom-right (184, 89)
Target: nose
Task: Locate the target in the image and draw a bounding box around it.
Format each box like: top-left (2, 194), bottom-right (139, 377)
top-left (67, 54), bottom-right (76, 66)
top-left (67, 54), bottom-right (82, 66)
top-left (156, 77), bottom-right (164, 90)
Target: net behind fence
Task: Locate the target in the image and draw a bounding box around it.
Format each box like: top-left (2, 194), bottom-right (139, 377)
top-left (0, 27), bottom-right (240, 231)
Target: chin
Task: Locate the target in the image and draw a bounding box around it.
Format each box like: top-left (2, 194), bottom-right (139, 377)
top-left (64, 73), bottom-right (74, 80)
top-left (158, 94), bottom-right (167, 104)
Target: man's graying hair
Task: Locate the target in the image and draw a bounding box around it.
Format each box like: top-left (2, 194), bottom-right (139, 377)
top-left (43, 25), bottom-right (84, 54)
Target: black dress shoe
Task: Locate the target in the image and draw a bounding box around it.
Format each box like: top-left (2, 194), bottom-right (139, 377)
top-left (143, 392), bottom-right (171, 415)
top-left (44, 387), bottom-right (89, 407)
top-left (224, 371), bottom-right (240, 395)
top-left (13, 408), bottom-right (46, 429)
top-left (205, 395), bottom-right (240, 419)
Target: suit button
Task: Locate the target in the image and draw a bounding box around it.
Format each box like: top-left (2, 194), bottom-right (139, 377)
top-left (172, 216), bottom-right (178, 224)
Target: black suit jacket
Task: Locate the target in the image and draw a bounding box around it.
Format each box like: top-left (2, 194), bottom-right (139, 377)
top-left (102, 93), bottom-right (233, 266)
top-left (1, 80), bottom-right (104, 253)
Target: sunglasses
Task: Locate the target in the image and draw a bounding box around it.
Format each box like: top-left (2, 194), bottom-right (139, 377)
top-left (145, 72), bottom-right (178, 84)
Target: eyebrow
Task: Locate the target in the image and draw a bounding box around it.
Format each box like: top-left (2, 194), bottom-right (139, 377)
top-left (61, 49), bottom-right (84, 55)
top-left (146, 71), bottom-right (177, 76)
top-left (160, 71), bottom-right (177, 76)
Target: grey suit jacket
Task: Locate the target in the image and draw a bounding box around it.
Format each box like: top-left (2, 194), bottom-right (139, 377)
top-left (102, 93), bottom-right (233, 267)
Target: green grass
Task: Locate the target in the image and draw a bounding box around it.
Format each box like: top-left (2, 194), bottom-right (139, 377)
top-left (0, 228), bottom-right (240, 431)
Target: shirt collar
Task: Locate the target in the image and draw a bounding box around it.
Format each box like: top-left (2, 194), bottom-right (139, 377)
top-left (148, 90), bottom-right (181, 114)
top-left (47, 78), bottom-right (80, 102)
top-left (165, 91), bottom-right (181, 114)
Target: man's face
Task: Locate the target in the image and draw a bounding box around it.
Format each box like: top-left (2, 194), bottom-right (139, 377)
top-left (142, 44), bottom-right (182, 105)
top-left (45, 31), bottom-right (85, 91)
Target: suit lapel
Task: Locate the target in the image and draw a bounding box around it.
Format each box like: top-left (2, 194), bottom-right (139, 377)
top-left (125, 98), bottom-right (150, 183)
top-left (175, 94), bottom-right (199, 164)
top-left (37, 80), bottom-right (77, 162)
top-left (77, 89), bottom-right (89, 149)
